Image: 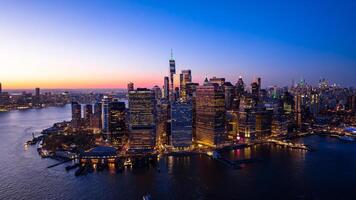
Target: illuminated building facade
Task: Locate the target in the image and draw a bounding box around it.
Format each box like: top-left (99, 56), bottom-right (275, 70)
top-left (90, 102), bottom-right (102, 130)
top-left (195, 84), bottom-right (225, 147)
top-left (84, 104), bottom-right (93, 127)
top-left (223, 82), bottom-right (234, 110)
top-left (109, 101), bottom-right (126, 136)
top-left (169, 53), bottom-right (176, 102)
top-left (209, 77), bottom-right (225, 86)
top-left (71, 102), bottom-right (82, 129)
top-left (179, 70), bottom-right (192, 101)
top-left (171, 101), bottom-right (193, 148)
top-left (101, 96), bottom-right (110, 133)
top-left (163, 76), bottom-right (169, 100)
top-left (255, 108), bottom-right (272, 138)
top-left (128, 88), bottom-right (156, 150)
top-left (152, 85), bottom-right (162, 101)
top-left (157, 101), bottom-right (170, 146)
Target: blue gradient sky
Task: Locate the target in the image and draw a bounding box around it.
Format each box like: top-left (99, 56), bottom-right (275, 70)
top-left (0, 0), bottom-right (355, 89)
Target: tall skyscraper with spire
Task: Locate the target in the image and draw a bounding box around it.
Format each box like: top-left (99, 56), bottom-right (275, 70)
top-left (169, 49), bottom-right (176, 102)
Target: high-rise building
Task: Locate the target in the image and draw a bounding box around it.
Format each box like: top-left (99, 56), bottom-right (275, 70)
top-left (195, 84), bottom-right (225, 147)
top-left (109, 101), bottom-right (126, 135)
top-left (101, 96), bottom-right (110, 133)
top-left (226, 110), bottom-right (238, 141)
top-left (257, 77), bottom-right (261, 91)
top-left (174, 87), bottom-right (180, 101)
top-left (282, 92), bottom-right (294, 114)
top-left (294, 94), bottom-right (302, 129)
top-left (91, 102), bottom-right (102, 130)
top-left (352, 95), bottom-right (356, 113)
top-left (235, 76), bottom-right (245, 96)
top-left (238, 109), bottom-right (256, 141)
top-left (0, 82), bottom-right (2, 93)
top-left (223, 82), bottom-right (234, 110)
top-left (152, 85), bottom-right (162, 101)
top-left (34, 87), bottom-right (41, 106)
top-left (251, 81), bottom-right (259, 100)
top-left (157, 101), bottom-right (170, 146)
top-left (171, 102), bottom-right (193, 148)
top-left (71, 102), bottom-right (82, 129)
top-left (127, 82), bottom-right (134, 92)
top-left (186, 82), bottom-right (199, 100)
top-left (237, 96), bottom-right (256, 141)
top-left (179, 70), bottom-right (192, 101)
top-left (84, 104), bottom-right (93, 127)
top-left (209, 77), bottom-right (225, 86)
top-left (255, 107), bottom-right (272, 138)
top-left (233, 76), bottom-right (245, 110)
top-left (310, 92), bottom-right (320, 118)
top-left (169, 51), bottom-right (176, 102)
top-left (163, 76), bottom-right (169, 99)
top-left (271, 115), bottom-right (288, 136)
top-left (128, 88), bottom-right (156, 150)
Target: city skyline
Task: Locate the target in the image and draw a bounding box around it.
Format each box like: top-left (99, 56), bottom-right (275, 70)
top-left (1, 0), bottom-right (356, 89)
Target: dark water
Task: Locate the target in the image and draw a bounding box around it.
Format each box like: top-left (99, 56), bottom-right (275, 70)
top-left (0, 105), bottom-right (355, 200)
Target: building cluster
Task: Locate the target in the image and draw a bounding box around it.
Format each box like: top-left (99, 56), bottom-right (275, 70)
top-left (0, 84), bottom-right (70, 111)
top-left (69, 55), bottom-right (356, 153)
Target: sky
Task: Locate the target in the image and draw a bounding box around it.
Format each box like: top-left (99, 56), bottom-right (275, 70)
top-left (0, 0), bottom-right (355, 89)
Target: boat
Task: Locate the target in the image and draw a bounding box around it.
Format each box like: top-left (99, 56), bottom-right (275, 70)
top-left (124, 158), bottom-right (133, 167)
top-left (339, 135), bottom-right (354, 141)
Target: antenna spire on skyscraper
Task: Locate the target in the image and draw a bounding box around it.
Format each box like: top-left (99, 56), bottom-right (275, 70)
top-left (171, 48), bottom-right (173, 60)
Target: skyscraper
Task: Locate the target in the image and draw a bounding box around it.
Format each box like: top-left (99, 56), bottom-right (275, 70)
top-left (101, 96), bottom-right (110, 133)
top-left (235, 76), bottom-right (245, 97)
top-left (195, 83), bottom-right (225, 147)
top-left (157, 101), bottom-right (170, 146)
top-left (91, 102), bottom-right (102, 130)
top-left (251, 81), bottom-right (259, 100)
top-left (233, 76), bottom-right (245, 110)
top-left (352, 95), bottom-right (356, 114)
top-left (310, 92), bottom-right (320, 118)
top-left (294, 94), bottom-right (302, 129)
top-left (127, 82), bottom-right (134, 92)
top-left (128, 88), bottom-right (156, 150)
top-left (0, 82), bottom-right (2, 93)
top-left (152, 85), bottom-right (162, 101)
top-left (209, 77), bottom-right (225, 86)
top-left (237, 95), bottom-right (257, 141)
top-left (169, 50), bottom-right (176, 102)
top-left (84, 104), bottom-right (93, 127)
top-left (163, 76), bottom-right (169, 99)
top-left (34, 87), bottom-right (40, 106)
top-left (255, 107), bottom-right (272, 138)
top-left (179, 70), bottom-right (192, 101)
top-left (186, 82), bottom-right (199, 100)
top-left (71, 102), bottom-right (82, 129)
top-left (171, 101), bottom-right (193, 148)
top-left (223, 82), bottom-right (234, 110)
top-left (109, 101), bottom-right (126, 136)
top-left (257, 77), bottom-right (261, 91)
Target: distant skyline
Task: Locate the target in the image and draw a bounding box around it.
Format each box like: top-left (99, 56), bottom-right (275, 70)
top-left (1, 0), bottom-right (356, 89)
